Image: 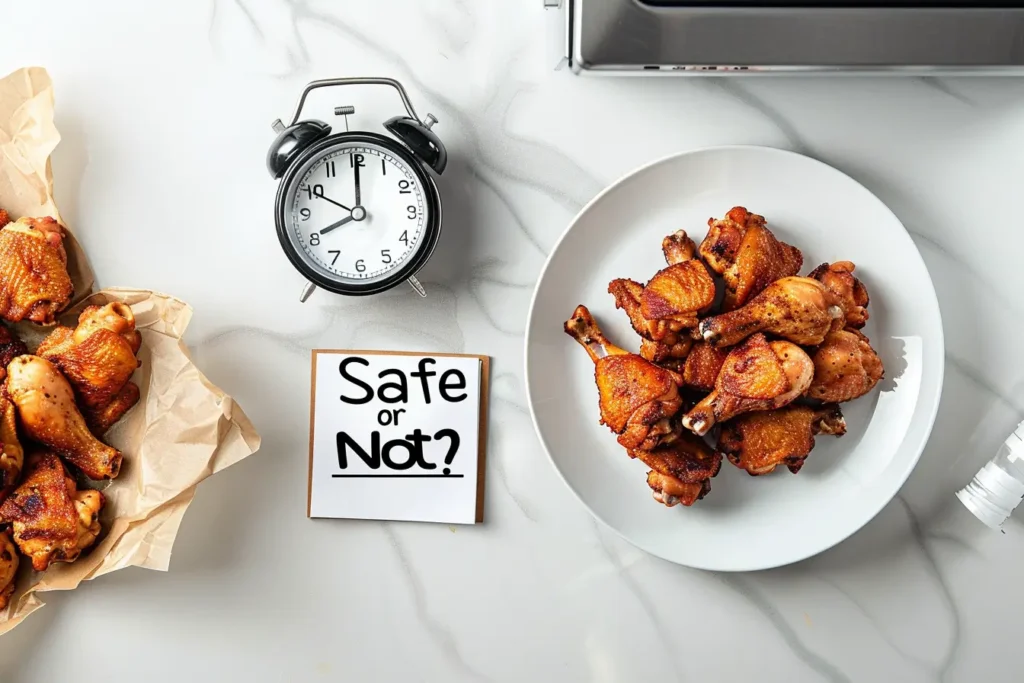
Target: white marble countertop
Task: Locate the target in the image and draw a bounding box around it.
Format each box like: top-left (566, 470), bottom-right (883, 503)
top-left (2, 1), bottom-right (1024, 681)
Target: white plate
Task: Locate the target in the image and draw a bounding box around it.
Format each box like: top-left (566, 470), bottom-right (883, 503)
top-left (525, 146), bottom-right (944, 572)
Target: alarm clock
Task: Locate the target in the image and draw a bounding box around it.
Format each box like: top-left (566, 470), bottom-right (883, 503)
top-left (267, 77), bottom-right (447, 301)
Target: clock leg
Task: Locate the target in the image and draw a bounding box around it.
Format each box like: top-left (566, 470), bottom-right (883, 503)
top-left (407, 276), bottom-right (427, 298)
top-left (299, 281), bottom-right (317, 302)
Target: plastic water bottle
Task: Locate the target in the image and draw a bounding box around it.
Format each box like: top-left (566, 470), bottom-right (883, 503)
top-left (957, 420), bottom-right (1024, 529)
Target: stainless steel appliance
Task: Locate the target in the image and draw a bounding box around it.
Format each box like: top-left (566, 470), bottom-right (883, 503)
top-left (544, 0), bottom-right (1024, 74)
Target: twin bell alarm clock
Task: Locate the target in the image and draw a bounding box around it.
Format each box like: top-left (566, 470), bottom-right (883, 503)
top-left (267, 77), bottom-right (447, 301)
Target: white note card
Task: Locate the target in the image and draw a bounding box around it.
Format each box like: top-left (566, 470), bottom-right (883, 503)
top-left (308, 350), bottom-right (489, 524)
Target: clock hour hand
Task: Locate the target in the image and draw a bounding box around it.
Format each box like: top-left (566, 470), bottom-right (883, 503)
top-left (313, 188), bottom-right (352, 212)
top-left (318, 215), bottom-right (354, 235)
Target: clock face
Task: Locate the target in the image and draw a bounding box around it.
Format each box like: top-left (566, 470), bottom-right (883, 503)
top-left (284, 139), bottom-right (429, 285)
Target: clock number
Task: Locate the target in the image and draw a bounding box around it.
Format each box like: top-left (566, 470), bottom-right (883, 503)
top-left (356, 259), bottom-right (366, 273)
top-left (350, 153), bottom-right (366, 168)
top-left (407, 206), bottom-right (417, 219)
top-left (306, 184), bottom-right (324, 200)
top-left (300, 208), bottom-right (311, 221)
top-left (309, 233), bottom-right (320, 246)
top-left (398, 179), bottom-right (412, 194)
top-left (381, 249), bottom-right (392, 264)
top-left (325, 161), bottom-right (336, 178)
top-left (399, 230), bottom-right (409, 246)
top-left (328, 250), bottom-right (340, 265)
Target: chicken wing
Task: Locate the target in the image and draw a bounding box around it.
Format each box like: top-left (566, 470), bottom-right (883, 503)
top-left (0, 217), bottom-right (74, 325)
top-left (717, 404), bottom-right (847, 475)
top-left (0, 370), bottom-right (24, 502)
top-left (805, 329), bottom-right (885, 403)
top-left (37, 302), bottom-right (142, 434)
top-left (6, 355), bottom-right (122, 480)
top-left (0, 209), bottom-right (9, 228)
top-left (662, 230), bottom-right (698, 265)
top-left (699, 276), bottom-right (843, 349)
top-left (0, 529), bottom-right (17, 609)
top-left (631, 431), bottom-right (722, 507)
top-left (809, 261), bottom-right (870, 330)
top-left (681, 333), bottom-right (814, 436)
top-left (698, 207), bottom-right (803, 311)
top-left (0, 452), bottom-right (104, 571)
top-left (610, 262), bottom-right (715, 343)
top-left (682, 341), bottom-right (729, 392)
top-left (565, 305), bottom-right (683, 451)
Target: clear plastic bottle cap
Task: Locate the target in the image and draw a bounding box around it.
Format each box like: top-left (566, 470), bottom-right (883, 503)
top-left (957, 422), bottom-right (1024, 529)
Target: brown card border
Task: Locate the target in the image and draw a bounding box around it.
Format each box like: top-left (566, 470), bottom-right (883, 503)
top-left (307, 349), bottom-right (490, 523)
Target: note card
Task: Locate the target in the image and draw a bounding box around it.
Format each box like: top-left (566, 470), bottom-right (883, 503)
top-left (308, 350), bottom-right (489, 524)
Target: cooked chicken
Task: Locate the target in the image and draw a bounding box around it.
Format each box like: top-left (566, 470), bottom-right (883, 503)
top-left (0, 217), bottom-right (74, 325)
top-left (631, 431), bottom-right (722, 507)
top-left (610, 263), bottom-right (714, 345)
top-left (699, 276), bottom-right (843, 349)
top-left (717, 404), bottom-right (846, 475)
top-left (681, 333), bottom-right (814, 436)
top-left (6, 356), bottom-right (122, 480)
top-left (0, 209), bottom-right (9, 228)
top-left (662, 229), bottom-right (698, 265)
top-left (0, 369), bottom-right (24, 503)
top-left (565, 305), bottom-right (683, 451)
top-left (682, 341), bottom-right (729, 392)
top-left (806, 329), bottom-right (885, 403)
top-left (698, 207), bottom-right (803, 311)
top-left (639, 337), bottom-right (693, 366)
top-left (0, 325), bottom-right (27, 369)
top-left (37, 302), bottom-right (142, 434)
top-left (0, 528), bottom-right (17, 609)
top-left (809, 261), bottom-right (870, 330)
top-left (0, 451), bottom-right (104, 571)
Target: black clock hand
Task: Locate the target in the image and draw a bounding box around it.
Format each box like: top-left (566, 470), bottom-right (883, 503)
top-left (318, 215), bottom-right (354, 235)
top-left (313, 189), bottom-right (352, 212)
top-left (354, 159), bottom-right (362, 206)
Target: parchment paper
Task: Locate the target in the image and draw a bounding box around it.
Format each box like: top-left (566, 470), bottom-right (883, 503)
top-left (0, 67), bottom-right (261, 635)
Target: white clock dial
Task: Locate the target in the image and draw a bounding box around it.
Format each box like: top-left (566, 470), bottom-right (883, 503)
top-left (287, 142), bottom-right (427, 283)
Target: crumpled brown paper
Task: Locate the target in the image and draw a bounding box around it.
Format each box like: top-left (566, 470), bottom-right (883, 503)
top-left (0, 67), bottom-right (261, 635)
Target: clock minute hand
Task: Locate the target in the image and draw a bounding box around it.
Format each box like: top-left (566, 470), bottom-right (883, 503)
top-left (354, 159), bottom-right (362, 206)
top-left (318, 215), bottom-right (354, 236)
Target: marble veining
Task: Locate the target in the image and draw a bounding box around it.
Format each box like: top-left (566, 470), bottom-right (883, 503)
top-left (1, 1), bottom-right (1023, 681)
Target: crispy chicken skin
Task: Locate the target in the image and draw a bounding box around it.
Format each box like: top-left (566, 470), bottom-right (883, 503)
top-left (565, 305), bottom-right (683, 451)
top-left (0, 217), bottom-right (74, 325)
top-left (0, 368), bottom-right (24, 502)
top-left (682, 333), bottom-right (814, 436)
top-left (0, 529), bottom-right (17, 609)
top-left (0, 209), bottom-right (9, 228)
top-left (718, 404), bottom-right (847, 476)
top-left (682, 341), bottom-right (729, 392)
top-left (6, 356), bottom-right (122, 480)
top-left (631, 431), bottom-right (722, 507)
top-left (639, 337), bottom-right (693, 366)
top-left (806, 329), bottom-right (885, 403)
top-left (37, 302), bottom-right (142, 434)
top-left (698, 207), bottom-right (803, 311)
top-left (699, 276), bottom-right (843, 349)
top-left (810, 261), bottom-right (870, 330)
top-left (0, 452), bottom-right (104, 571)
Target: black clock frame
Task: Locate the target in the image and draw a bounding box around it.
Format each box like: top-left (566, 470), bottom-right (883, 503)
top-left (274, 132), bottom-right (442, 297)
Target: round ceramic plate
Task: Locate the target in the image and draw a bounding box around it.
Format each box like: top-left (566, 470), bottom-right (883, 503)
top-left (525, 146), bottom-right (944, 572)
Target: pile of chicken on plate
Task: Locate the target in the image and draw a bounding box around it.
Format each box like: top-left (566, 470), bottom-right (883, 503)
top-left (565, 207), bottom-right (884, 508)
top-left (0, 210), bottom-right (144, 609)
